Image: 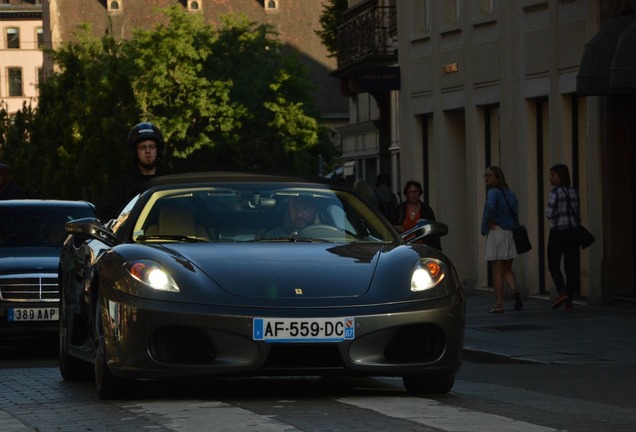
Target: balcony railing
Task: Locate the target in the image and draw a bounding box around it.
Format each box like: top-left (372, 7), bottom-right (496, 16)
top-left (336, 6), bottom-right (397, 70)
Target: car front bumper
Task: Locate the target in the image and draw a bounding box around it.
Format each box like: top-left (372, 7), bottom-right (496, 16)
top-left (99, 288), bottom-right (465, 381)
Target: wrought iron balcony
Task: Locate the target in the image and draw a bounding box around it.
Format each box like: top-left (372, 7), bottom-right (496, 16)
top-left (336, 5), bottom-right (397, 72)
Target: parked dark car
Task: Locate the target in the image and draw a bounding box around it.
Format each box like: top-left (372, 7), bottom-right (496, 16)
top-left (58, 172), bottom-right (464, 398)
top-left (0, 200), bottom-right (96, 342)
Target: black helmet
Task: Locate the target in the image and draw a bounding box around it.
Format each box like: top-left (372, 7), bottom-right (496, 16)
top-left (127, 122), bottom-right (165, 158)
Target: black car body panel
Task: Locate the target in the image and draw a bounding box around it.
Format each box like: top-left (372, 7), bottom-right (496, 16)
top-left (58, 172), bottom-right (464, 398)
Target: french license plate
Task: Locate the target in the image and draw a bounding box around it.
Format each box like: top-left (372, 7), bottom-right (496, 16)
top-left (8, 307), bottom-right (58, 321)
top-left (253, 317), bottom-right (355, 342)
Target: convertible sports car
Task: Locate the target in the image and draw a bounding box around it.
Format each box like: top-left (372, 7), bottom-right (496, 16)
top-left (59, 172), bottom-right (464, 398)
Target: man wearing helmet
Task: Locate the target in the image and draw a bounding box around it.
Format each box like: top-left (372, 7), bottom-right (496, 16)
top-left (95, 122), bottom-right (166, 222)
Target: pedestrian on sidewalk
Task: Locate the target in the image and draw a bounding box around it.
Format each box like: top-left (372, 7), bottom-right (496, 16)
top-left (373, 173), bottom-right (400, 220)
top-left (393, 179), bottom-right (441, 250)
top-left (481, 166), bottom-right (523, 313)
top-left (545, 164), bottom-right (580, 311)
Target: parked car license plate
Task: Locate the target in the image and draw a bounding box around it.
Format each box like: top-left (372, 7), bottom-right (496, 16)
top-left (253, 317), bottom-right (355, 342)
top-left (8, 307), bottom-right (59, 321)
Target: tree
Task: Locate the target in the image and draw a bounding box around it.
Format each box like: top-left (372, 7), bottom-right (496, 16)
top-left (4, 7), bottom-right (336, 201)
top-left (315, 0), bottom-right (348, 58)
top-left (19, 27), bottom-right (138, 200)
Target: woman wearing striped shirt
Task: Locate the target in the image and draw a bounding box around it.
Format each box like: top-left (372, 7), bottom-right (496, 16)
top-left (545, 164), bottom-right (580, 311)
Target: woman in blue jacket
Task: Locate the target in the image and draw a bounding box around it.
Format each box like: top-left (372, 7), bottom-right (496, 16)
top-left (481, 166), bottom-right (523, 313)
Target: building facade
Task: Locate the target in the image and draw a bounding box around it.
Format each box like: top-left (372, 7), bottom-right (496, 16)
top-left (0, 0), bottom-right (43, 114)
top-left (333, 0), bottom-right (635, 306)
top-left (395, 0), bottom-right (635, 305)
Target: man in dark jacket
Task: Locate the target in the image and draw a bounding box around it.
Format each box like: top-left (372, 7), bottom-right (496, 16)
top-left (95, 122), bottom-right (166, 222)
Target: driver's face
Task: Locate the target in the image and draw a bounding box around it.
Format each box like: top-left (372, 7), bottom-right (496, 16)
top-left (288, 197), bottom-right (318, 229)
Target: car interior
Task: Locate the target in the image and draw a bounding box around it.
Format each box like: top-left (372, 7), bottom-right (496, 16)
top-left (134, 186), bottom-right (392, 244)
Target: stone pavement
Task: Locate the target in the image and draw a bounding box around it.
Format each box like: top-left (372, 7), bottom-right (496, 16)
top-left (463, 288), bottom-right (636, 365)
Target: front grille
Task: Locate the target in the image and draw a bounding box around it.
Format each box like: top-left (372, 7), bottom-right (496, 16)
top-left (384, 324), bottom-right (445, 363)
top-left (0, 274), bottom-right (58, 302)
top-left (149, 327), bottom-right (217, 364)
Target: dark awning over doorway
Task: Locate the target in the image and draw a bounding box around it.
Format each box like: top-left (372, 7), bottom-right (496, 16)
top-left (577, 14), bottom-right (636, 95)
top-left (610, 20), bottom-right (636, 92)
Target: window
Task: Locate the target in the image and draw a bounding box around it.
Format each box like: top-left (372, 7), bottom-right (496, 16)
top-left (445, 0), bottom-right (461, 24)
top-left (36, 27), bottom-right (44, 49)
top-left (266, 0), bottom-right (278, 10)
top-left (8, 68), bottom-right (23, 97)
top-left (37, 67), bottom-right (44, 94)
top-left (7, 27), bottom-right (20, 49)
top-left (188, 0), bottom-right (201, 10)
top-left (480, 0), bottom-right (495, 14)
top-left (108, 0), bottom-right (121, 11)
top-left (413, 0), bottom-right (431, 34)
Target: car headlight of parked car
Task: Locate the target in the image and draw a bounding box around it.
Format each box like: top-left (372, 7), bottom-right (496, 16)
top-left (126, 259), bottom-right (179, 292)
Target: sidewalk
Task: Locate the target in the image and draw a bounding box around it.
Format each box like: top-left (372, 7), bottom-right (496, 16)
top-left (462, 288), bottom-right (636, 364)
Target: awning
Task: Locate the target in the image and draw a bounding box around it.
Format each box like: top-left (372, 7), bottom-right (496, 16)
top-left (576, 14), bottom-right (636, 95)
top-left (610, 20), bottom-right (636, 92)
top-left (342, 160), bottom-right (356, 177)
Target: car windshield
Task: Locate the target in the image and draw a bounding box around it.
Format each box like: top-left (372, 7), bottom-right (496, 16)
top-left (0, 205), bottom-right (95, 248)
top-left (132, 183), bottom-right (398, 244)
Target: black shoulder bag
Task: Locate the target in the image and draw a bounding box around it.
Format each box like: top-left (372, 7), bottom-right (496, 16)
top-left (501, 190), bottom-right (532, 254)
top-left (561, 187), bottom-right (595, 249)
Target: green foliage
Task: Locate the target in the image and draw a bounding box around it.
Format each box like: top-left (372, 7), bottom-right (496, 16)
top-left (315, 0), bottom-right (348, 58)
top-left (2, 7), bottom-right (338, 201)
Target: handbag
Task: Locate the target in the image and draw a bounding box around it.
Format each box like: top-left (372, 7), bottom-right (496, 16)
top-left (501, 190), bottom-right (532, 254)
top-left (562, 187), bottom-right (595, 249)
top-left (512, 224), bottom-right (533, 254)
top-left (577, 225), bottom-right (595, 249)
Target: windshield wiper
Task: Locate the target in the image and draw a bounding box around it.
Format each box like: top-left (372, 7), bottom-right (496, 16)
top-left (137, 235), bottom-right (208, 243)
top-left (287, 231), bottom-right (332, 243)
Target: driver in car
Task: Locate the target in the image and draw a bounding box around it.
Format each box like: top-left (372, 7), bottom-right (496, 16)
top-left (265, 195), bottom-right (319, 237)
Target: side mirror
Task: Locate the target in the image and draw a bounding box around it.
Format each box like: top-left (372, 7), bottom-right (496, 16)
top-left (66, 217), bottom-right (117, 246)
top-left (401, 219), bottom-right (448, 244)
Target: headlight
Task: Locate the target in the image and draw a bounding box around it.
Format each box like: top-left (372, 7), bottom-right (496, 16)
top-left (126, 259), bottom-right (179, 292)
top-left (411, 258), bottom-right (445, 292)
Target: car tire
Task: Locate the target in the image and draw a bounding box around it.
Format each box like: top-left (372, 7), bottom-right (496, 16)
top-left (94, 298), bottom-right (127, 399)
top-left (402, 373), bottom-right (455, 395)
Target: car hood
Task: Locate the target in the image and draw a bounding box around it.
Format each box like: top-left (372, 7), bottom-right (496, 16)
top-left (0, 248), bottom-right (60, 273)
top-left (167, 243), bottom-right (385, 299)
